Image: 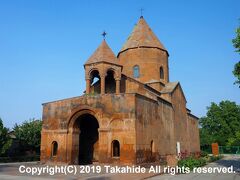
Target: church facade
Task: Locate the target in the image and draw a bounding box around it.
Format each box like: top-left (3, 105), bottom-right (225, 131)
top-left (40, 17), bottom-right (200, 165)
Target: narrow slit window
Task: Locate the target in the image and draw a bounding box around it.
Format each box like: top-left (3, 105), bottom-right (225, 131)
top-left (160, 67), bottom-right (164, 79)
top-left (150, 140), bottom-right (154, 156)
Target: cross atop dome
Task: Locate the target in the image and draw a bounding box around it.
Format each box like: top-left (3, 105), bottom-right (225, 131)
top-left (102, 31), bottom-right (107, 40)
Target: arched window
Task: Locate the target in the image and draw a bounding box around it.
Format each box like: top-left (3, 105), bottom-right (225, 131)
top-left (52, 141), bottom-right (58, 157)
top-left (112, 140), bottom-right (120, 157)
top-left (133, 65), bottom-right (140, 78)
top-left (160, 67), bottom-right (164, 79)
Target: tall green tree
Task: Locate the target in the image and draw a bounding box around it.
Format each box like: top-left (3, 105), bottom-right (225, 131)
top-left (199, 101), bottom-right (240, 146)
top-left (0, 118), bottom-right (12, 156)
top-left (14, 119), bottom-right (42, 153)
top-left (232, 25), bottom-right (240, 87)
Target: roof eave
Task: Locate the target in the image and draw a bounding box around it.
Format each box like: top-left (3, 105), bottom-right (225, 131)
top-left (117, 46), bottom-right (169, 57)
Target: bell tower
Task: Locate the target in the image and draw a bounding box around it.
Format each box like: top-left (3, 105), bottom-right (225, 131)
top-left (84, 40), bottom-right (122, 95)
top-left (117, 17), bottom-right (169, 91)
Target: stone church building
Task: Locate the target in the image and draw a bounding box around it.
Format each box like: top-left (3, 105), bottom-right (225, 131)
top-left (40, 17), bottom-right (200, 165)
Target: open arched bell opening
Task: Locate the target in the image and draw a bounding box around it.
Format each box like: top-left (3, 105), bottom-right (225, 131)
top-left (90, 70), bottom-right (101, 94)
top-left (72, 113), bottom-right (99, 165)
top-left (105, 69), bottom-right (116, 94)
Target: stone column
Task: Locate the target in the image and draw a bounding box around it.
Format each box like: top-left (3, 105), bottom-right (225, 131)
top-left (100, 75), bottom-right (106, 95)
top-left (86, 78), bottom-right (91, 94)
top-left (115, 78), bottom-right (121, 94)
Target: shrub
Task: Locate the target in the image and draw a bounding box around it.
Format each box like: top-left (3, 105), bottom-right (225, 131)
top-left (209, 155), bottom-right (222, 162)
top-left (200, 151), bottom-right (209, 158)
top-left (0, 155), bottom-right (40, 163)
top-left (178, 157), bottom-right (206, 170)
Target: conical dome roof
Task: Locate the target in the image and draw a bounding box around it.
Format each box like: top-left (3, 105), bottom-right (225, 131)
top-left (118, 17), bottom-right (168, 56)
top-left (85, 40), bottom-right (118, 65)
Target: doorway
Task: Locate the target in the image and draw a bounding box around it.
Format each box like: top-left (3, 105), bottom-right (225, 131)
top-left (75, 114), bottom-right (99, 164)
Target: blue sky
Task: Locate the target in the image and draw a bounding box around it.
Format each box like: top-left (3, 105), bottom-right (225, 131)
top-left (0, 0), bottom-right (239, 128)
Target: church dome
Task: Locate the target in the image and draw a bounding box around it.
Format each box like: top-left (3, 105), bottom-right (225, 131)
top-left (85, 40), bottom-right (119, 65)
top-left (118, 17), bottom-right (168, 56)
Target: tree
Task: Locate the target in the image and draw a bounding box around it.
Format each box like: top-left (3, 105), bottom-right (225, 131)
top-left (199, 101), bottom-right (240, 146)
top-left (232, 25), bottom-right (240, 87)
top-left (0, 118), bottom-right (12, 156)
top-left (199, 128), bottom-right (214, 146)
top-left (233, 62), bottom-right (240, 87)
top-left (14, 119), bottom-right (42, 153)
